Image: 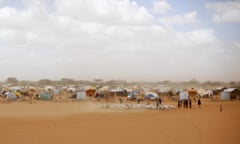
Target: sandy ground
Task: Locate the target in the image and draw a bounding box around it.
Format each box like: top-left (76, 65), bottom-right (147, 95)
top-left (0, 100), bottom-right (239, 144)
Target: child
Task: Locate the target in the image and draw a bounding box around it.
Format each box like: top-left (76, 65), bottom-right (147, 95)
top-left (197, 99), bottom-right (201, 108)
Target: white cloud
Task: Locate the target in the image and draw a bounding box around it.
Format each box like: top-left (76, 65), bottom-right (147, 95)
top-left (206, 1), bottom-right (240, 23)
top-left (174, 29), bottom-right (218, 52)
top-left (55, 0), bottom-right (154, 25)
top-left (151, 0), bottom-right (171, 15)
top-left (0, 0), bottom-right (239, 81)
top-left (160, 11), bottom-right (199, 26)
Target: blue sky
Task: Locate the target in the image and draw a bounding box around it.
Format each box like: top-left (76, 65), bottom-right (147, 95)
top-left (0, 0), bottom-right (239, 82)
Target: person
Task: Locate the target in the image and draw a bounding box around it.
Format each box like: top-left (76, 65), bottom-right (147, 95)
top-left (220, 104), bottom-right (223, 112)
top-left (189, 98), bottom-right (192, 109)
top-left (159, 98), bottom-right (162, 105)
top-left (178, 100), bottom-right (182, 108)
top-left (186, 99), bottom-right (188, 109)
top-left (119, 98), bottom-right (123, 104)
top-left (197, 99), bottom-right (201, 108)
top-left (156, 99), bottom-right (159, 109)
top-left (183, 99), bottom-right (187, 108)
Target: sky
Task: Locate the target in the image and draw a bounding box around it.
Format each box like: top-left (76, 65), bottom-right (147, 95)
top-left (0, 0), bottom-right (240, 82)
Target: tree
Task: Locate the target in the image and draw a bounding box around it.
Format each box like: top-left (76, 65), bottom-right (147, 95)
top-left (38, 79), bottom-right (53, 86)
top-left (93, 79), bottom-right (104, 83)
top-left (6, 77), bottom-right (19, 84)
top-left (60, 78), bottom-right (75, 85)
top-left (229, 81), bottom-right (237, 87)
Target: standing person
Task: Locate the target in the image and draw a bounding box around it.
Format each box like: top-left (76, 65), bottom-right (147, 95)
top-left (189, 98), bottom-right (192, 109)
top-left (119, 98), bottom-right (123, 104)
top-left (156, 98), bottom-right (159, 109)
top-left (183, 99), bottom-right (187, 108)
top-left (197, 99), bottom-right (201, 108)
top-left (159, 98), bottom-right (162, 105)
top-left (220, 104), bottom-right (223, 112)
top-left (178, 100), bottom-right (181, 108)
top-left (186, 99), bottom-right (188, 109)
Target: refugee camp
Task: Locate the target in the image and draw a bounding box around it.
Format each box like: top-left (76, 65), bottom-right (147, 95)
top-left (0, 0), bottom-right (240, 144)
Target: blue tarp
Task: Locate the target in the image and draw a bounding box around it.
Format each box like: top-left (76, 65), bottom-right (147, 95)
top-left (179, 91), bottom-right (189, 100)
top-left (77, 91), bottom-right (87, 100)
top-left (221, 92), bottom-right (230, 100)
top-left (144, 92), bottom-right (158, 100)
top-left (40, 92), bottom-right (52, 100)
top-left (6, 92), bottom-right (17, 100)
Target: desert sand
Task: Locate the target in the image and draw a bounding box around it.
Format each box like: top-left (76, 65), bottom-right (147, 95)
top-left (0, 100), bottom-right (239, 144)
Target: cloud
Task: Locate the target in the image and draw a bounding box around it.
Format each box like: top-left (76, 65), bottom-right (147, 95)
top-left (0, 0), bottom-right (239, 81)
top-left (151, 0), bottom-right (171, 15)
top-left (234, 42), bottom-right (240, 49)
top-left (206, 1), bottom-right (240, 23)
top-left (159, 11), bottom-right (199, 26)
top-left (55, 0), bottom-right (154, 25)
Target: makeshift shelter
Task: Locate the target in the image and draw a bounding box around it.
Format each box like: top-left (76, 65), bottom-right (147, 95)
top-left (67, 87), bottom-right (76, 93)
top-left (10, 86), bottom-right (22, 92)
top-left (221, 88), bottom-right (240, 100)
top-left (179, 91), bottom-right (189, 100)
top-left (6, 92), bottom-right (17, 100)
top-left (127, 90), bottom-right (139, 100)
top-left (109, 88), bottom-right (127, 97)
top-left (214, 87), bottom-right (226, 95)
top-left (76, 91), bottom-right (87, 100)
top-left (44, 86), bottom-right (54, 92)
top-left (197, 89), bottom-right (213, 98)
top-left (85, 89), bottom-right (96, 97)
top-left (188, 88), bottom-right (198, 97)
top-left (14, 91), bottom-right (22, 98)
top-left (157, 86), bottom-right (172, 96)
top-left (144, 92), bottom-right (159, 100)
top-left (40, 92), bottom-right (53, 100)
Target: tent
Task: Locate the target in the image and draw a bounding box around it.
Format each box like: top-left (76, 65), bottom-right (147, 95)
top-left (179, 91), bottom-right (189, 100)
top-left (76, 91), bottom-right (87, 100)
top-left (221, 88), bottom-right (240, 100)
top-left (221, 91), bottom-right (230, 100)
top-left (67, 87), bottom-right (76, 93)
top-left (197, 89), bottom-right (213, 98)
top-left (6, 92), bottom-right (17, 100)
top-left (40, 92), bottom-right (52, 100)
top-left (144, 92), bottom-right (159, 100)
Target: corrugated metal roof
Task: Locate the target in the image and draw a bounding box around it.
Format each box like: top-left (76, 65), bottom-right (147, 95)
top-left (224, 88), bottom-right (236, 92)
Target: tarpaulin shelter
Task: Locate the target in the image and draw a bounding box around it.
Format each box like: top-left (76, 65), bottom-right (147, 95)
top-left (6, 92), bottom-right (17, 100)
top-left (76, 91), bottom-right (87, 100)
top-left (40, 92), bottom-right (52, 100)
top-left (144, 92), bottom-right (159, 100)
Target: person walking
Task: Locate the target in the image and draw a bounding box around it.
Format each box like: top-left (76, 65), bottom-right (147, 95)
top-left (220, 104), bottom-right (223, 112)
